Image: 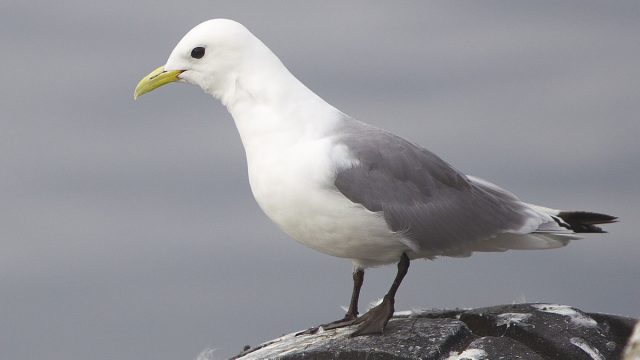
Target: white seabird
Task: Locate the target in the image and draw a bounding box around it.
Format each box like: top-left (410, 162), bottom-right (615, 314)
top-left (134, 19), bottom-right (617, 336)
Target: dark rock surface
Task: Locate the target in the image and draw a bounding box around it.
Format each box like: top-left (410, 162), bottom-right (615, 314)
top-left (231, 303), bottom-right (637, 360)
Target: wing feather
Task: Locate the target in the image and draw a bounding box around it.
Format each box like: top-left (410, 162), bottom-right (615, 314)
top-left (333, 119), bottom-right (548, 254)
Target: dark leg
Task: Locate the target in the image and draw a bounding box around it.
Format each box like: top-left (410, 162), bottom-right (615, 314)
top-left (344, 268), bottom-right (365, 320)
top-left (296, 268), bottom-right (365, 335)
top-left (350, 253), bottom-right (410, 337)
top-left (317, 268), bottom-right (365, 330)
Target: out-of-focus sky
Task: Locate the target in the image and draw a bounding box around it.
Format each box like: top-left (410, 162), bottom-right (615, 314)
top-left (1, 1), bottom-right (638, 359)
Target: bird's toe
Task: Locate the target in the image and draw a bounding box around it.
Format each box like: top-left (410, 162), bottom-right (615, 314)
top-left (350, 296), bottom-right (394, 337)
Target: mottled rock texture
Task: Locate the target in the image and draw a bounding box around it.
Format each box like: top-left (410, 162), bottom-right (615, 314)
top-left (231, 303), bottom-right (637, 360)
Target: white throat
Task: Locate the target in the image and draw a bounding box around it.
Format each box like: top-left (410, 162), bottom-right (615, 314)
top-left (204, 42), bottom-right (344, 162)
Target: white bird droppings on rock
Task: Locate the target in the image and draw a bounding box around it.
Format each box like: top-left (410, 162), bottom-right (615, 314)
top-left (495, 312), bottom-right (532, 328)
top-left (532, 304), bottom-right (598, 327)
top-left (571, 337), bottom-right (605, 360)
top-left (446, 348), bottom-right (489, 360)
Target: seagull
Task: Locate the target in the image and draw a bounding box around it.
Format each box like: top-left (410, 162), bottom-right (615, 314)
top-left (134, 19), bottom-right (617, 336)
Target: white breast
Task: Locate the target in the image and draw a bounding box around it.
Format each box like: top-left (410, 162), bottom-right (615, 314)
top-left (222, 75), bottom-right (410, 267)
top-left (245, 136), bottom-right (409, 267)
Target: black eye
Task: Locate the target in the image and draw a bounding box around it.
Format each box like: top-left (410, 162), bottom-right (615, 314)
top-left (191, 47), bottom-right (205, 59)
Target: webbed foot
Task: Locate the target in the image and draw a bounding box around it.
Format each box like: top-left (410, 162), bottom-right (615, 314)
top-left (350, 295), bottom-right (394, 337)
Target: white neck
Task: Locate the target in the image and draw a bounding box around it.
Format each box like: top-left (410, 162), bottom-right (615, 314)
top-left (205, 43), bottom-right (344, 160)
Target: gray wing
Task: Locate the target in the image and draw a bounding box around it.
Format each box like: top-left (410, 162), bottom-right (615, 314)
top-left (333, 119), bottom-right (539, 254)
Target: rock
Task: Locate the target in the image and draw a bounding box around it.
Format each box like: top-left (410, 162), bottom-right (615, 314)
top-left (459, 303), bottom-right (627, 359)
top-left (460, 337), bottom-right (546, 360)
top-left (231, 303), bottom-right (637, 360)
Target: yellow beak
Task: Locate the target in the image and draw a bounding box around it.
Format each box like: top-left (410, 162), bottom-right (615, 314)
top-left (133, 66), bottom-right (183, 100)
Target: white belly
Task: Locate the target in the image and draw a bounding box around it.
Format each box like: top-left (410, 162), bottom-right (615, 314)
top-left (245, 139), bottom-right (409, 267)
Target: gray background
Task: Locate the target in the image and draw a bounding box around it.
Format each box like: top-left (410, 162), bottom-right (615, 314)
top-left (2, 1), bottom-right (639, 359)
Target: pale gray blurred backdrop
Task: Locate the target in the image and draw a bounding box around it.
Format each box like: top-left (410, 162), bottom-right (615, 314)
top-left (2, 1), bottom-right (639, 359)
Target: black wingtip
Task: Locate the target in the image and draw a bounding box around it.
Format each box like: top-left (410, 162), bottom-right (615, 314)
top-left (557, 211), bottom-right (618, 233)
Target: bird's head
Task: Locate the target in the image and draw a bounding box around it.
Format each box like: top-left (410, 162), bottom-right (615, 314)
top-left (134, 19), bottom-right (270, 101)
